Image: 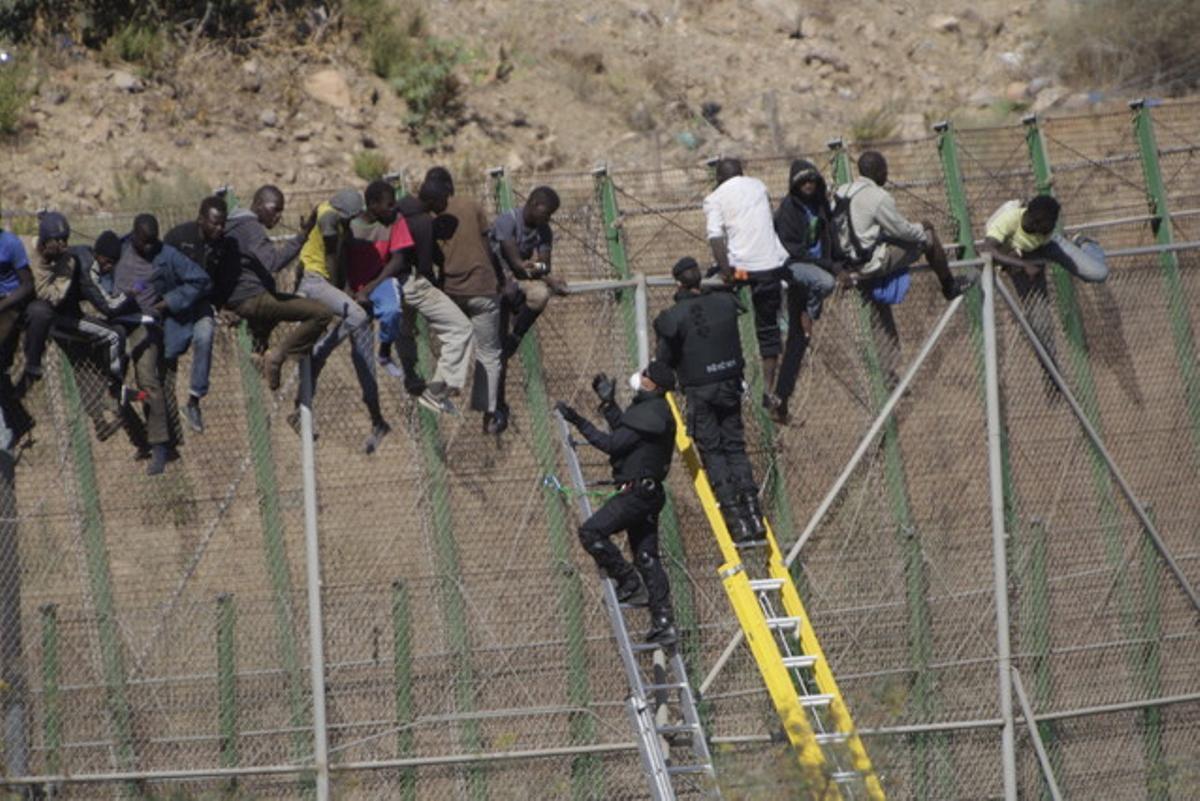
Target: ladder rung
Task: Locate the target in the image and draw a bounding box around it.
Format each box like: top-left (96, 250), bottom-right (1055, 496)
top-left (798, 694), bottom-right (834, 708)
top-left (656, 723), bottom-right (700, 735)
top-left (630, 642), bottom-right (664, 652)
top-left (734, 539), bottom-right (770, 549)
top-left (666, 764), bottom-right (713, 776)
top-left (782, 655), bottom-right (816, 670)
top-left (643, 682), bottom-right (687, 692)
top-left (816, 732), bottom-right (850, 745)
top-left (749, 578), bottom-right (785, 592)
top-left (766, 616), bottom-right (802, 631)
top-left (831, 771), bottom-right (862, 783)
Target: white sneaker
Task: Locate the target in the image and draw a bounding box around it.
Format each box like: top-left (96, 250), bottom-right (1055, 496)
top-left (378, 355), bottom-right (405, 379)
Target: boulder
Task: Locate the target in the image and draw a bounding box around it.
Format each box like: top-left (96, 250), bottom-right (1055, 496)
top-left (304, 69), bottom-right (352, 110)
top-left (111, 71), bottom-right (144, 93)
top-left (928, 15), bottom-right (960, 33)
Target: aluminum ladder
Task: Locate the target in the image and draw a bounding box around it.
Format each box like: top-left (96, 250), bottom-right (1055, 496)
top-left (667, 394), bottom-right (885, 800)
top-left (555, 414), bottom-right (720, 800)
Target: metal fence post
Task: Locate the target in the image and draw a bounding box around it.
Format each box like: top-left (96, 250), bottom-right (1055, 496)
top-left (981, 255), bottom-right (1018, 801)
top-left (299, 357), bottom-right (331, 801)
top-left (934, 122), bottom-right (1023, 800)
top-left (832, 139), bottom-right (945, 795)
top-left (1139, 506), bottom-right (1167, 801)
top-left (490, 168), bottom-right (601, 800)
top-left (593, 167), bottom-right (703, 703)
top-left (1131, 99), bottom-right (1200, 467)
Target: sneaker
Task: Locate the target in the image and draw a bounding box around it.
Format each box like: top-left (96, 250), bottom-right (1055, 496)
top-left (417, 382), bottom-right (458, 415)
top-left (185, 400), bottom-right (204, 434)
top-left (769, 398), bottom-right (790, 426)
top-left (645, 617), bottom-right (678, 646)
top-left (378, 355), bottom-right (405, 379)
top-left (364, 419), bottom-right (391, 454)
top-left (615, 575), bottom-right (649, 607)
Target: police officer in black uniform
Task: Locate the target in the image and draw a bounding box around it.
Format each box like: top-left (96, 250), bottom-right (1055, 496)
top-left (555, 360), bottom-right (679, 645)
top-left (654, 256), bottom-right (766, 544)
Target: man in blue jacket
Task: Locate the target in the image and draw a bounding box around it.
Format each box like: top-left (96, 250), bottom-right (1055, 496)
top-left (114, 214), bottom-right (211, 475)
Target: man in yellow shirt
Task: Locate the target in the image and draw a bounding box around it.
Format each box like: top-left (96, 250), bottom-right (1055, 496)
top-left (295, 188), bottom-right (390, 450)
top-left (982, 195), bottom-right (1108, 378)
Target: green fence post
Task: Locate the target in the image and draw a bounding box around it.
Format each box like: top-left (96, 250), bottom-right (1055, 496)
top-left (233, 325), bottom-right (312, 781)
top-left (39, 604), bottom-right (60, 778)
top-left (1139, 506), bottom-right (1167, 801)
top-left (834, 138), bottom-right (943, 797)
top-left (592, 167), bottom-right (703, 692)
top-left (1131, 100), bottom-right (1200, 468)
top-left (216, 593), bottom-right (238, 776)
top-left (390, 179), bottom-right (488, 800)
top-left (491, 170), bottom-right (601, 800)
top-left (391, 580), bottom-right (416, 801)
top-left (55, 358), bottom-right (137, 788)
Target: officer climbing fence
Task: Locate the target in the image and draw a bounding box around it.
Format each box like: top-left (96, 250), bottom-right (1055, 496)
top-left (0, 100), bottom-right (1198, 800)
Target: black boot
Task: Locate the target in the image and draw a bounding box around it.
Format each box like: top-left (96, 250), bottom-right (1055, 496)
top-left (722, 504), bottom-right (754, 544)
top-left (741, 492), bottom-right (768, 542)
top-left (615, 573), bottom-right (649, 607)
top-left (646, 614), bottom-right (678, 645)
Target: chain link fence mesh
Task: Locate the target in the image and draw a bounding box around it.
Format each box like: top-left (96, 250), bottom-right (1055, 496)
top-left (0, 103), bottom-right (1197, 799)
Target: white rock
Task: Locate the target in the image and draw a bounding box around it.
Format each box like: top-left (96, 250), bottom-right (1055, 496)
top-left (304, 69), bottom-right (352, 110)
top-left (259, 109), bottom-right (278, 128)
top-left (111, 71), bottom-right (144, 93)
top-left (928, 15), bottom-right (960, 33)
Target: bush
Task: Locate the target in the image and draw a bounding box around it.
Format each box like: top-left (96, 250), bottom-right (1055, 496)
top-left (344, 0), bottom-right (464, 145)
top-left (100, 23), bottom-right (170, 71)
top-left (353, 150), bottom-right (389, 182)
top-left (850, 106), bottom-right (898, 144)
top-left (1051, 0), bottom-right (1200, 94)
top-left (0, 54), bottom-right (30, 136)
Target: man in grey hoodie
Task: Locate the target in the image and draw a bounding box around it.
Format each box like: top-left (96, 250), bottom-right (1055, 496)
top-left (222, 185), bottom-right (332, 391)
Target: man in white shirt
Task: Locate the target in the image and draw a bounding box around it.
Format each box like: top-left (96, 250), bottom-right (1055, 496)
top-left (703, 158), bottom-right (791, 413)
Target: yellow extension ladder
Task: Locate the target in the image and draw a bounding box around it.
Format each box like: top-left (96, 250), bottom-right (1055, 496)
top-left (667, 394), bottom-right (885, 800)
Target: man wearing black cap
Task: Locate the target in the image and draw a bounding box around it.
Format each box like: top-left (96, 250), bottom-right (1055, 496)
top-left (555, 360), bottom-right (679, 645)
top-left (654, 256), bottom-right (766, 545)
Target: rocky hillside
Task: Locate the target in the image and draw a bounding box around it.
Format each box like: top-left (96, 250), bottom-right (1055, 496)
top-left (1, 0), bottom-right (1116, 215)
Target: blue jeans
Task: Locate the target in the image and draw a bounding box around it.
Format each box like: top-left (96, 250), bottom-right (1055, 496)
top-left (786, 261), bottom-right (836, 320)
top-left (188, 312), bottom-right (214, 398)
top-left (369, 278), bottom-right (403, 346)
top-left (301, 272), bottom-right (382, 421)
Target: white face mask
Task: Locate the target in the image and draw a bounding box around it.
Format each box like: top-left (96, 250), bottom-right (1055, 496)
top-left (629, 370), bottom-right (644, 392)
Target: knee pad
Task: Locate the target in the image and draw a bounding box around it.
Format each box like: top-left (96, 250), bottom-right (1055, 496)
top-left (578, 525), bottom-right (607, 553)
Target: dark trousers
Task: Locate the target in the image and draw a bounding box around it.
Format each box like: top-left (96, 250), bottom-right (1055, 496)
top-left (0, 304), bottom-right (33, 438)
top-left (746, 268), bottom-right (786, 359)
top-left (233, 292), bottom-right (332, 361)
top-left (578, 482), bottom-right (672, 619)
top-left (774, 289), bottom-right (810, 403)
top-left (685, 379), bottom-right (757, 508)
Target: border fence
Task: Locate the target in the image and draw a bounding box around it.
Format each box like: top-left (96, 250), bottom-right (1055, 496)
top-left (0, 100), bottom-right (1198, 799)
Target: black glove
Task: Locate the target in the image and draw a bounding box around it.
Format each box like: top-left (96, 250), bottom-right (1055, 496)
top-left (591, 372), bottom-right (616, 405)
top-left (554, 401), bottom-right (582, 425)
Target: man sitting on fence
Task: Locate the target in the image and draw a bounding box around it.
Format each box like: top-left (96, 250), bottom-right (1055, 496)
top-left (771, 159), bottom-right (840, 424)
top-left (295, 187), bottom-right (391, 450)
top-left (21, 214), bottom-right (128, 442)
top-left (223, 185), bottom-right (332, 392)
top-left (981, 194), bottom-right (1109, 378)
top-left (113, 214), bottom-right (212, 475)
top-left (425, 167), bottom-right (508, 435)
top-left (489, 185), bottom-right (567, 359)
top-left (395, 178), bottom-right (475, 415)
top-left (702, 157), bottom-right (791, 419)
top-left (555, 361), bottom-right (680, 645)
top-left (164, 196), bottom-right (238, 434)
top-left (0, 225), bottom-right (36, 446)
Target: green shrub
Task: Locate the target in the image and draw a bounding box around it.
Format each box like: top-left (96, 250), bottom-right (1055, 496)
top-left (0, 55), bottom-right (30, 136)
top-left (1051, 0), bottom-right (1200, 94)
top-left (345, 0), bottom-right (464, 144)
top-left (101, 23), bottom-right (170, 71)
top-left (353, 150), bottom-right (389, 182)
